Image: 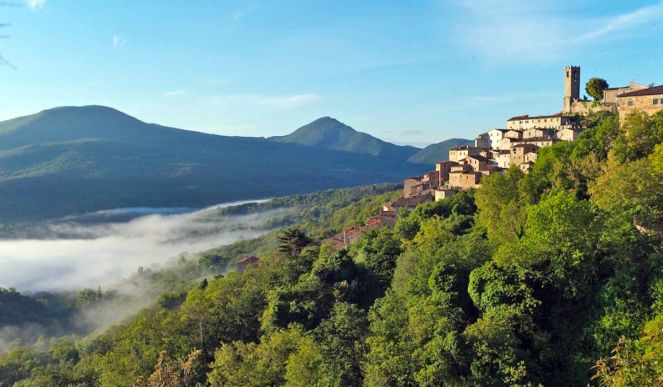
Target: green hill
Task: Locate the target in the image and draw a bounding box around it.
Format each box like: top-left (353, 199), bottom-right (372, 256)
top-left (270, 116), bottom-right (419, 159)
top-left (407, 138), bottom-right (473, 164)
top-left (0, 106), bottom-right (428, 222)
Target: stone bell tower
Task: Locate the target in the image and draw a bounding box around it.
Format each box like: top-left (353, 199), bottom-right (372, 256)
top-left (563, 66), bottom-right (580, 113)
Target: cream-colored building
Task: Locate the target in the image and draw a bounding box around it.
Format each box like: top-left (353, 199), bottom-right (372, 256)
top-left (448, 146), bottom-right (481, 162)
top-left (506, 114), bottom-right (575, 131)
top-left (557, 127), bottom-right (581, 141)
top-left (618, 85), bottom-right (663, 122)
top-left (523, 127), bottom-right (555, 139)
top-left (510, 143), bottom-right (539, 166)
top-left (493, 151), bottom-right (511, 168)
top-left (604, 82), bottom-right (648, 105)
top-left (486, 129), bottom-right (508, 149)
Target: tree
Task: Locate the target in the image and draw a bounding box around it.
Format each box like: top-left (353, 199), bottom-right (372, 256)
top-left (278, 228), bottom-right (313, 258)
top-left (586, 78), bottom-right (609, 101)
top-left (134, 349), bottom-right (202, 387)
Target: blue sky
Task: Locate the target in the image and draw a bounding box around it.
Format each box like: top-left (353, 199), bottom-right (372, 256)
top-left (1, 0), bottom-right (662, 147)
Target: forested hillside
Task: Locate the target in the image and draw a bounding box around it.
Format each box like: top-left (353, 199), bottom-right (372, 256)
top-left (1, 111), bottom-right (661, 386)
top-left (0, 106), bottom-right (425, 222)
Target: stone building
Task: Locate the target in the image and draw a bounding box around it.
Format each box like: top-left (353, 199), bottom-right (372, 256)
top-left (507, 113), bottom-right (576, 131)
top-left (448, 146), bottom-right (481, 162)
top-left (493, 150), bottom-right (511, 168)
top-left (510, 143), bottom-right (539, 166)
top-left (523, 127), bottom-right (556, 139)
top-left (487, 129), bottom-right (508, 149)
top-left (604, 82), bottom-right (648, 104)
top-left (557, 127), bottom-right (581, 141)
top-left (475, 133), bottom-right (490, 149)
top-left (618, 85), bottom-right (663, 122)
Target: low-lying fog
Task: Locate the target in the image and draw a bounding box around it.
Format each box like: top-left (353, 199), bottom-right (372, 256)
top-left (0, 200), bottom-right (283, 291)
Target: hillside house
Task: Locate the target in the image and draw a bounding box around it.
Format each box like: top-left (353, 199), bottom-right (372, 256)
top-left (493, 150), bottom-right (511, 168)
top-left (618, 85), bottom-right (663, 122)
top-left (487, 129), bottom-right (508, 149)
top-left (604, 81), bottom-right (648, 105)
top-left (510, 143), bottom-right (539, 166)
top-left (448, 146), bottom-right (482, 162)
top-left (449, 170), bottom-right (482, 190)
top-left (557, 127), bottom-right (581, 141)
top-left (475, 133), bottom-right (490, 148)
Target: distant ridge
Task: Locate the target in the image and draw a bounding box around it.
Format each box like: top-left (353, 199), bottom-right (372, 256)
top-left (270, 117), bottom-right (419, 160)
top-left (0, 106), bottom-right (429, 222)
top-left (407, 138), bottom-right (473, 164)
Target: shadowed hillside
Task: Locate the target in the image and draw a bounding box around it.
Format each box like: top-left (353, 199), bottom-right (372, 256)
top-left (270, 116), bottom-right (420, 159)
top-left (0, 106), bottom-right (428, 222)
top-left (407, 138), bottom-right (473, 164)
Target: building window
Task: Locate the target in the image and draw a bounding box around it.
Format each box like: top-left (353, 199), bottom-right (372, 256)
top-left (627, 100), bottom-right (634, 107)
top-left (654, 99), bottom-right (660, 105)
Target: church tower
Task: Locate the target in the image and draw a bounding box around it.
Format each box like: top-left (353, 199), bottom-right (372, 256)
top-left (563, 66), bottom-right (580, 113)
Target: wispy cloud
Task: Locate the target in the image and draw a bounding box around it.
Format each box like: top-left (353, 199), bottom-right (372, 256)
top-left (163, 90), bottom-right (185, 97)
top-left (112, 35), bottom-right (126, 48)
top-left (455, 0), bottom-right (663, 63)
top-left (576, 1), bottom-right (663, 42)
top-left (25, 0), bottom-right (44, 11)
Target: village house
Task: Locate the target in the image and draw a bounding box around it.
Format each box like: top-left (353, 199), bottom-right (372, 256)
top-left (523, 137), bottom-right (556, 148)
top-left (449, 170), bottom-right (482, 190)
top-left (487, 129), bottom-right (508, 149)
top-left (603, 81), bottom-right (648, 105)
top-left (433, 188), bottom-right (457, 201)
top-left (475, 133), bottom-right (490, 149)
top-left (493, 150), bottom-right (511, 168)
top-left (448, 145), bottom-right (482, 162)
top-left (506, 113), bottom-right (576, 131)
top-left (557, 127), bottom-right (581, 141)
top-left (510, 143), bottom-right (539, 166)
top-left (618, 85), bottom-right (663, 122)
top-left (523, 127), bottom-right (556, 139)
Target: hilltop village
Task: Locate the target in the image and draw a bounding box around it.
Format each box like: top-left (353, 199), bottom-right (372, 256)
top-left (324, 66), bottom-right (663, 250)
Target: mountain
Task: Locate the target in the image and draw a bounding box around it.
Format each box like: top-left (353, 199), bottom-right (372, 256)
top-left (0, 106), bottom-right (428, 223)
top-left (407, 138), bottom-right (473, 164)
top-left (270, 116), bottom-right (419, 160)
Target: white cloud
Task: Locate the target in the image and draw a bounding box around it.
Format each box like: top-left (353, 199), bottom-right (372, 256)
top-left (25, 0), bottom-right (44, 11)
top-left (163, 90), bottom-right (185, 97)
top-left (112, 35), bottom-right (126, 48)
top-left (455, 0), bottom-right (663, 63)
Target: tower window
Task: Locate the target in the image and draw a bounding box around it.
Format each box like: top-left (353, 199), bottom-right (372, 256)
top-left (627, 100), bottom-right (634, 107)
top-left (654, 99), bottom-right (659, 105)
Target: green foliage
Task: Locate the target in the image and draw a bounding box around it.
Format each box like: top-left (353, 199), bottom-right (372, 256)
top-left (3, 112), bottom-right (663, 386)
top-left (586, 77), bottom-right (609, 101)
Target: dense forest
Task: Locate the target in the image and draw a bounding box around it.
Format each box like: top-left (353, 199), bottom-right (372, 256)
top-left (1, 111), bottom-right (661, 386)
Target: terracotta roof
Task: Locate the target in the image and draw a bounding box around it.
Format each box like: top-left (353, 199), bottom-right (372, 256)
top-left (435, 160), bottom-right (459, 166)
top-left (524, 136), bottom-right (554, 141)
top-left (619, 85), bottom-right (663, 97)
top-left (465, 154), bottom-right (491, 162)
top-left (605, 85), bottom-right (630, 91)
top-left (237, 256), bottom-right (260, 265)
top-left (507, 113), bottom-right (562, 121)
top-left (449, 145), bottom-right (477, 151)
top-left (512, 143), bottom-right (540, 148)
